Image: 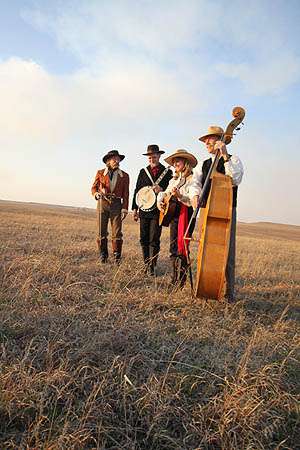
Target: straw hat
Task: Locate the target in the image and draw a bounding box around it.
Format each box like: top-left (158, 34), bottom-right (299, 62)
top-left (199, 126), bottom-right (232, 145)
top-left (164, 149), bottom-right (198, 168)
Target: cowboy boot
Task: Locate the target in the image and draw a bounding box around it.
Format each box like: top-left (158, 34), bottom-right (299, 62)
top-left (149, 252), bottom-right (158, 276)
top-left (171, 257), bottom-right (178, 284)
top-left (99, 237), bottom-right (108, 263)
top-left (142, 246), bottom-right (151, 274)
top-left (112, 240), bottom-right (122, 264)
top-left (178, 255), bottom-right (188, 288)
top-left (166, 257), bottom-right (179, 292)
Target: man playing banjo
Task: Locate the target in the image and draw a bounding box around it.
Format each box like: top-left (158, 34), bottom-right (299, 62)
top-left (132, 144), bottom-right (173, 275)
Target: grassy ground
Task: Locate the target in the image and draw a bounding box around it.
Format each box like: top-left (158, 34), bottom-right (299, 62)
top-left (0, 201), bottom-right (299, 449)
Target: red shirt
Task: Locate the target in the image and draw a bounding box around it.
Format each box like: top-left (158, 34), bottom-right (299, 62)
top-left (150, 166), bottom-right (160, 179)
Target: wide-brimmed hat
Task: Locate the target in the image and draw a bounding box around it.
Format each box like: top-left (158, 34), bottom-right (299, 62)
top-left (142, 144), bottom-right (165, 156)
top-left (199, 125), bottom-right (231, 145)
top-left (103, 150), bottom-right (125, 164)
top-left (164, 149), bottom-right (198, 168)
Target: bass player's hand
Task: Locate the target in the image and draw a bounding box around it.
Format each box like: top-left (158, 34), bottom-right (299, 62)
top-left (214, 141), bottom-right (230, 160)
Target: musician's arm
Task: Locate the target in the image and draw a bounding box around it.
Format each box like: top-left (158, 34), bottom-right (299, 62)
top-left (224, 155), bottom-right (244, 186)
top-left (157, 178), bottom-right (174, 210)
top-left (190, 165), bottom-right (203, 208)
top-left (91, 171), bottom-right (100, 197)
top-left (121, 172), bottom-right (129, 214)
top-left (131, 170), bottom-right (143, 211)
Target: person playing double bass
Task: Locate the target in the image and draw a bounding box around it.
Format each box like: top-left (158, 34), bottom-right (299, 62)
top-left (158, 149), bottom-right (201, 288)
top-left (192, 126), bottom-right (244, 302)
top-left (132, 145), bottom-right (173, 275)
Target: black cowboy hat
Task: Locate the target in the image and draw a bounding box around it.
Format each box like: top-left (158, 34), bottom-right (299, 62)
top-left (103, 150), bottom-right (125, 164)
top-left (142, 144), bottom-right (165, 156)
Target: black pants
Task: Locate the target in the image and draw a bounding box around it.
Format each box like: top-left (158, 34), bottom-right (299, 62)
top-left (140, 215), bottom-right (162, 265)
top-left (225, 207), bottom-right (237, 299)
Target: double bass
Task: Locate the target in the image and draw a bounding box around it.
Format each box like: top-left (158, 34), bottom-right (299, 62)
top-left (186, 106), bottom-right (245, 300)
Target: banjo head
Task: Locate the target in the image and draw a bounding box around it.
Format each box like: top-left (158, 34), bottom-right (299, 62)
top-left (136, 186), bottom-right (157, 212)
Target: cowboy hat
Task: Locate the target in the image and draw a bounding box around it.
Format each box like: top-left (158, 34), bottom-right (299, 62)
top-left (164, 149), bottom-right (198, 168)
top-left (199, 126), bottom-right (232, 145)
top-left (103, 150), bottom-right (125, 164)
top-left (142, 144), bottom-right (165, 156)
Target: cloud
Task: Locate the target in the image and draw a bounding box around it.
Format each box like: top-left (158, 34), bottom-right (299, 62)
top-left (0, 57), bottom-right (199, 146)
top-left (23, 0), bottom-right (300, 97)
top-left (0, 57), bottom-right (71, 143)
top-left (22, 0), bottom-right (207, 63)
top-left (216, 52), bottom-right (300, 95)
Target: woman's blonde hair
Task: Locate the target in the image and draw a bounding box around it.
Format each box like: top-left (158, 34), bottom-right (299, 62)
top-left (173, 158), bottom-right (193, 179)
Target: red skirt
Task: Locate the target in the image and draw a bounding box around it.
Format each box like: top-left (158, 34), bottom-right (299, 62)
top-left (177, 204), bottom-right (191, 257)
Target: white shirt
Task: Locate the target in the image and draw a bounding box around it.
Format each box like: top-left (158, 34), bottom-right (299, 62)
top-left (190, 154), bottom-right (244, 198)
top-left (157, 173), bottom-right (201, 208)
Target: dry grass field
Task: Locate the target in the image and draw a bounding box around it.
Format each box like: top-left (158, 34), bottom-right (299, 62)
top-left (0, 200), bottom-right (299, 450)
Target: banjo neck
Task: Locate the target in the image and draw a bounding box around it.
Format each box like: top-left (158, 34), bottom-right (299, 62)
top-left (144, 165), bottom-right (171, 188)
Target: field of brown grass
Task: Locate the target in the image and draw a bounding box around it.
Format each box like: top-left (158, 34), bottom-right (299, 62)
top-left (0, 200), bottom-right (299, 449)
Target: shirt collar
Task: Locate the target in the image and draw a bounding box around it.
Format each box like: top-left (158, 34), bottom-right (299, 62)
top-left (103, 167), bottom-right (123, 177)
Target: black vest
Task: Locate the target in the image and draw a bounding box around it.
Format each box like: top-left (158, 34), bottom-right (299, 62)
top-left (202, 156), bottom-right (238, 207)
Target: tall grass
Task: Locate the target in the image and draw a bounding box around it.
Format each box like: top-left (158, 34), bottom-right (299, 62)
top-left (0, 202), bottom-right (299, 449)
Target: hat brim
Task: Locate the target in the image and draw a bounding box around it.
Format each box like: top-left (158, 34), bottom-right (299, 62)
top-left (199, 132), bottom-right (223, 142)
top-left (103, 154), bottom-right (125, 163)
top-left (142, 150), bottom-right (165, 156)
top-left (164, 152), bottom-right (197, 168)
top-left (199, 132), bottom-right (232, 145)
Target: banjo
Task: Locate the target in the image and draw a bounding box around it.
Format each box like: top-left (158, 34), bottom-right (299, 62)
top-left (136, 166), bottom-right (171, 212)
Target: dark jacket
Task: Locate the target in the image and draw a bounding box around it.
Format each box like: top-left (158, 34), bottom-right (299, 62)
top-left (132, 163), bottom-right (173, 218)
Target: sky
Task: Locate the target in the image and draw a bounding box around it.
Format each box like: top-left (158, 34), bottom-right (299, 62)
top-left (0, 0), bottom-right (300, 224)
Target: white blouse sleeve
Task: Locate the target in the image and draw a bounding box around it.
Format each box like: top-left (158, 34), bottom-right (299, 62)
top-left (189, 165), bottom-right (203, 198)
top-left (157, 178), bottom-right (174, 205)
top-left (224, 155), bottom-right (244, 186)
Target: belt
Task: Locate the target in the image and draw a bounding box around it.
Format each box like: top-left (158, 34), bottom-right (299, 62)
top-left (102, 194), bottom-right (121, 204)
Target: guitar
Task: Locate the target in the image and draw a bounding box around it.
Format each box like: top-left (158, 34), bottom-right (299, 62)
top-left (159, 177), bottom-right (186, 227)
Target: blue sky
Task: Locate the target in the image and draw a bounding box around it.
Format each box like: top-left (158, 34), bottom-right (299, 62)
top-left (0, 0), bottom-right (300, 224)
